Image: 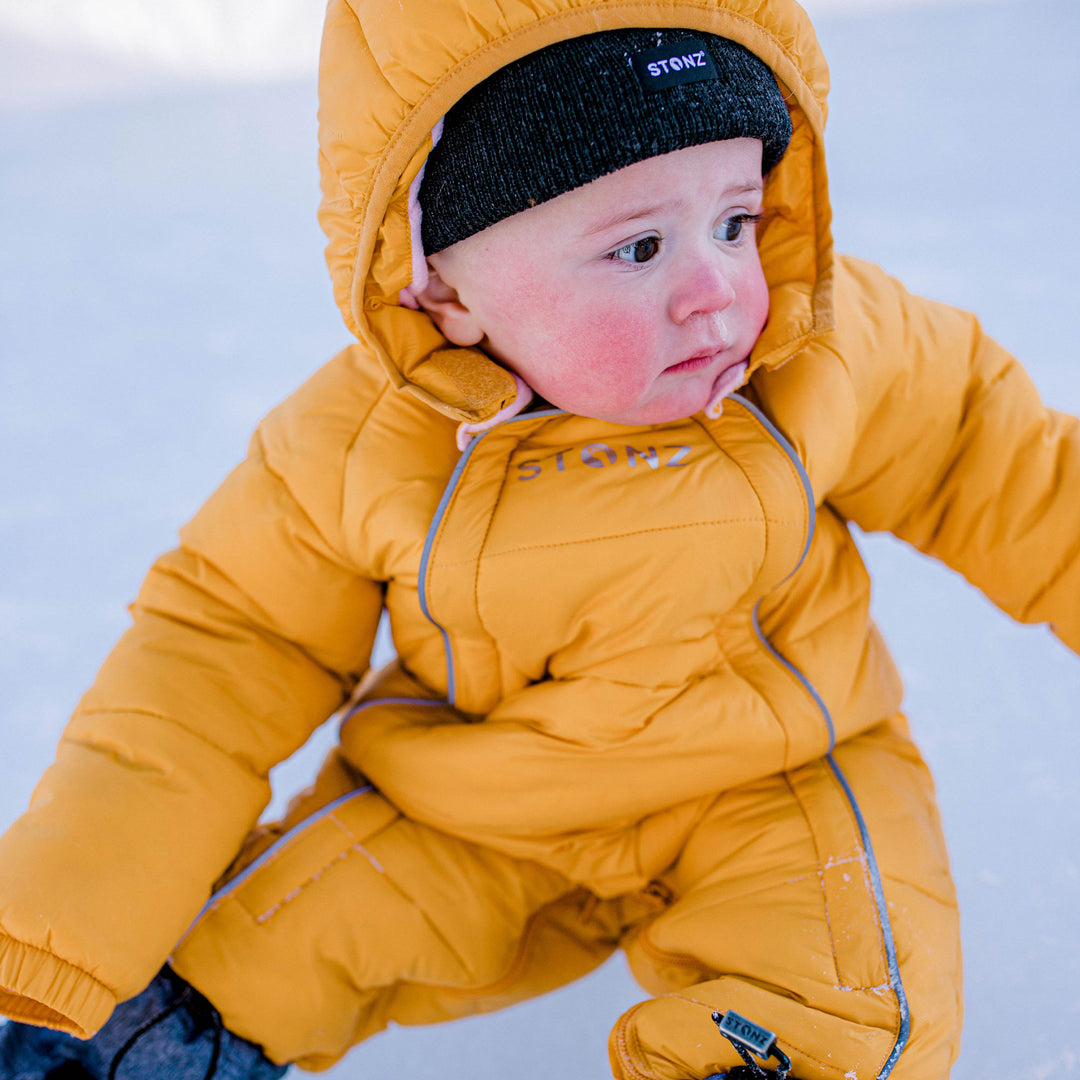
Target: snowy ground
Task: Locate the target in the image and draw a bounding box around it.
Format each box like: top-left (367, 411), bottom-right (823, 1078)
top-left (2, 0), bottom-right (1079, 1076)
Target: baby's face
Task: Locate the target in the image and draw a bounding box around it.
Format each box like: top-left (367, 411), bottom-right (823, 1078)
top-left (425, 138), bottom-right (770, 426)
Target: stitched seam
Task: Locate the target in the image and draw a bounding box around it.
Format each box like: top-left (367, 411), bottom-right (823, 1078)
top-left (206, 804), bottom-right (388, 923)
top-left (784, 772), bottom-right (843, 988)
top-left (691, 412), bottom-right (768, 532)
top-left (430, 518), bottom-right (804, 568)
top-left (826, 767), bottom-right (903, 1078)
top-left (634, 925), bottom-right (716, 976)
top-left (728, 396), bottom-right (816, 578)
top-left (695, 411), bottom-right (795, 767)
top-left (226, 821), bottom-right (343, 915)
top-left (750, 604), bottom-right (834, 760)
top-left (735, 401), bottom-right (813, 554)
top-left (612, 1004), bottom-right (656, 1080)
top-left (630, 1016), bottom-right (650, 1080)
top-left (469, 441), bottom-right (515, 696)
top-left (253, 837), bottom-right (385, 924)
top-left (249, 806), bottom-right (388, 922)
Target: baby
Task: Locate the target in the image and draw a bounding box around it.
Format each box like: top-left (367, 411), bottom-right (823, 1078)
top-left (1, 4), bottom-right (1078, 1080)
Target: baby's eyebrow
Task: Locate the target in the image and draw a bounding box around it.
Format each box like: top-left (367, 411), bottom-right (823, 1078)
top-left (723, 181), bottom-right (765, 198)
top-left (583, 181), bottom-right (764, 238)
top-left (583, 203), bottom-right (665, 237)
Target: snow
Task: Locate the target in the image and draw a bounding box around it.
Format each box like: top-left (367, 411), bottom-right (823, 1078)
top-left (0, 0), bottom-right (1005, 84)
top-left (0, 0), bottom-right (323, 81)
top-left (2, 0), bottom-right (1079, 1076)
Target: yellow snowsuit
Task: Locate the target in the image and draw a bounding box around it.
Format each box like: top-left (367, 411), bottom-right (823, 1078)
top-left (2, 0), bottom-right (1080, 1077)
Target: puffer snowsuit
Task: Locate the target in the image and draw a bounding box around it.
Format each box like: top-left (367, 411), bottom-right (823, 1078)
top-left (2, 0), bottom-right (1080, 1077)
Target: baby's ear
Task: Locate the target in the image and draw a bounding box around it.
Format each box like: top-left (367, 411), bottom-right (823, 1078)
top-left (413, 263), bottom-right (484, 347)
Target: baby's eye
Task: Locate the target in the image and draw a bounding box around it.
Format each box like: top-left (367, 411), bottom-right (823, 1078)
top-left (609, 236), bottom-right (661, 264)
top-left (716, 213), bottom-right (763, 243)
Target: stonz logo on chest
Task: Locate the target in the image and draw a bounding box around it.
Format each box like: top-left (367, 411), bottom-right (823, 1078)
top-left (516, 443), bottom-right (691, 481)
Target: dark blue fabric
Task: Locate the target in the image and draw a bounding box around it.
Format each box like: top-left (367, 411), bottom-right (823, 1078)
top-left (0, 968), bottom-right (288, 1080)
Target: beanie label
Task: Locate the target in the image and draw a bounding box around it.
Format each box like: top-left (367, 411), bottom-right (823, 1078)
top-left (630, 40), bottom-right (718, 93)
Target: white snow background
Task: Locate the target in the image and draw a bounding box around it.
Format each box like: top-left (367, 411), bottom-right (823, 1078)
top-left (2, 0), bottom-right (1079, 1076)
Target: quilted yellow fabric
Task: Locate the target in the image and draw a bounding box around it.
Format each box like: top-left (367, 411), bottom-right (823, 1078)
top-left (1, 0), bottom-right (1078, 1077)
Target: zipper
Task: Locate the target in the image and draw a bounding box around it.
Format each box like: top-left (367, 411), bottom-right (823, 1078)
top-left (733, 395), bottom-right (911, 1079)
top-left (418, 408), bottom-right (565, 707)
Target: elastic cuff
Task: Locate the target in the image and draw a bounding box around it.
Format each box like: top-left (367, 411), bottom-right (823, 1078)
top-left (0, 935), bottom-right (116, 1039)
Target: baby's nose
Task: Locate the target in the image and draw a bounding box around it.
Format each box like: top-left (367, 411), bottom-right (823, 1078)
top-left (669, 260), bottom-right (737, 323)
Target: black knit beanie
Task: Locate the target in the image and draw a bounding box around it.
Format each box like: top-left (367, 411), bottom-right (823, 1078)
top-left (419, 28), bottom-right (792, 255)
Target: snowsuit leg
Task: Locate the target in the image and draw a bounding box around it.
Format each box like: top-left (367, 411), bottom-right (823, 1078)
top-left (170, 749), bottom-right (635, 1071)
top-left (172, 717), bottom-right (958, 1079)
top-left (610, 718), bottom-right (962, 1080)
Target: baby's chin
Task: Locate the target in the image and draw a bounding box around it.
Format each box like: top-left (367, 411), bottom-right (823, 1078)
top-left (580, 394), bottom-right (721, 428)
top-left (588, 367), bottom-right (749, 427)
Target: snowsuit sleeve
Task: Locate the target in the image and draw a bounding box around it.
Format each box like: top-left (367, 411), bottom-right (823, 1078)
top-left (0, 350), bottom-right (386, 1038)
top-left (760, 254), bottom-right (1080, 654)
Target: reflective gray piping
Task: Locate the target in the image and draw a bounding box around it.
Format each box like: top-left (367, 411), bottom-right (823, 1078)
top-left (750, 628), bottom-right (910, 1080)
top-left (827, 754), bottom-right (912, 1078)
top-left (751, 603), bottom-right (835, 751)
top-left (733, 395), bottom-right (910, 1077)
top-left (341, 696), bottom-right (449, 723)
top-left (732, 393), bottom-right (836, 747)
top-left (418, 440), bottom-right (481, 706)
top-left (729, 393), bottom-right (841, 746)
top-left (417, 408), bottom-right (565, 708)
top-left (728, 393), bottom-right (816, 573)
top-left (184, 786), bottom-right (374, 931)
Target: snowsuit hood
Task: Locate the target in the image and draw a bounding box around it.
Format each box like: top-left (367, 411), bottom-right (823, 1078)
top-left (317, 0), bottom-right (835, 423)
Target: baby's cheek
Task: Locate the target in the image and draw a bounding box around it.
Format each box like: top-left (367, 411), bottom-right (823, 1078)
top-left (574, 305), bottom-right (658, 391)
top-left (738, 261), bottom-right (771, 337)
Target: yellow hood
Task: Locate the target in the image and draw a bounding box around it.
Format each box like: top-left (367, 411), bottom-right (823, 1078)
top-left (317, 0), bottom-right (835, 424)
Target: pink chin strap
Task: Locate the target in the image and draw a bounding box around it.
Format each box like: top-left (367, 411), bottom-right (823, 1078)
top-left (704, 388), bottom-right (728, 419)
top-left (703, 359), bottom-right (750, 419)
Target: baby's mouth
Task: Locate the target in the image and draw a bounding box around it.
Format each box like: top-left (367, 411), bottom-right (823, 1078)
top-left (662, 349), bottom-right (725, 376)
